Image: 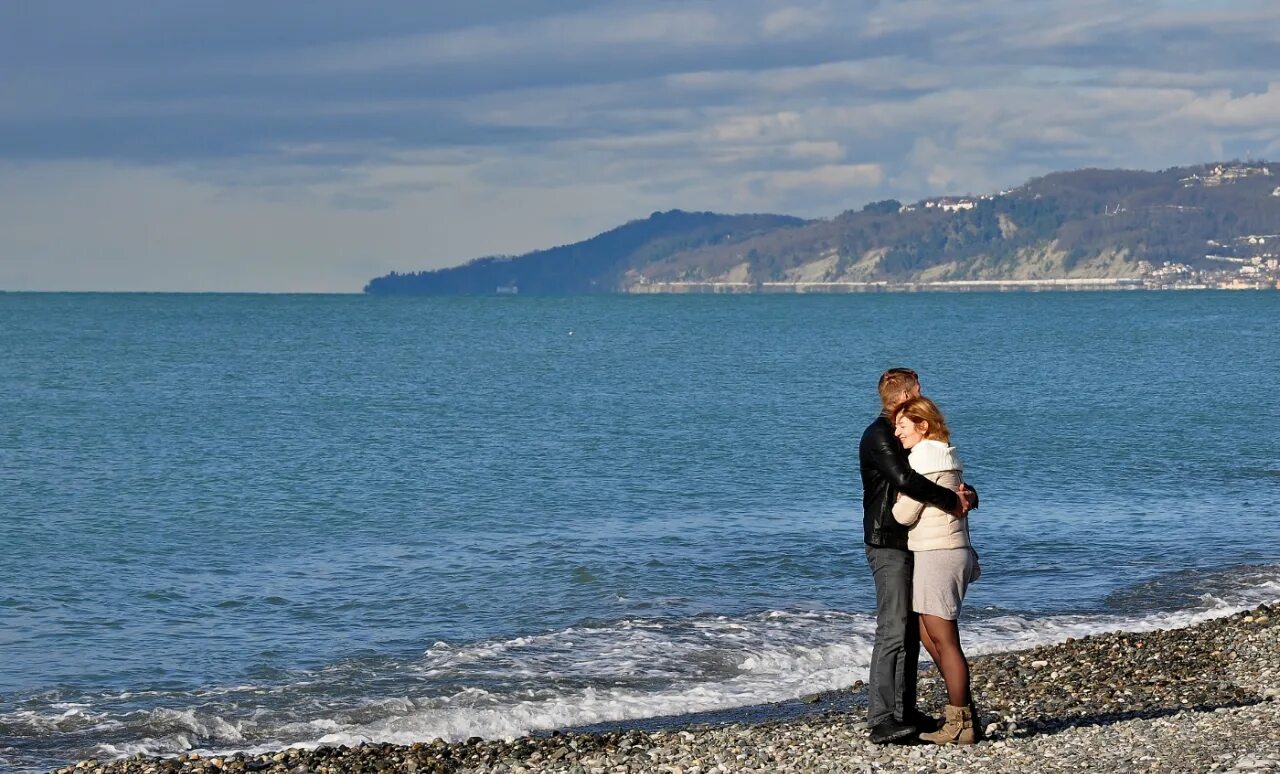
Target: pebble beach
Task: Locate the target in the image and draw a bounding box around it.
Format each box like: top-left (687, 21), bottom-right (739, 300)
top-left (56, 603), bottom-right (1280, 774)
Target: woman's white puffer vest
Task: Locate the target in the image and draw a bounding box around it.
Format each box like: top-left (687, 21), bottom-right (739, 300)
top-left (891, 439), bottom-right (970, 551)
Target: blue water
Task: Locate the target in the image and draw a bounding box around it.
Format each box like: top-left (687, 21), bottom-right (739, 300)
top-left (2, 292), bottom-right (1279, 772)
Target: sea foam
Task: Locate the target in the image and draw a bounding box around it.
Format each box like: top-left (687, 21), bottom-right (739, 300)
top-left (6, 566), bottom-right (1279, 773)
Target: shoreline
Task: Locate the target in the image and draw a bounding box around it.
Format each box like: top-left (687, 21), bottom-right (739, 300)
top-left (621, 279), bottom-right (1279, 294)
top-left (57, 603), bottom-right (1280, 773)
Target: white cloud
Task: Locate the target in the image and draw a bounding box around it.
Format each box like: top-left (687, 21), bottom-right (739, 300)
top-left (257, 7), bottom-right (730, 75)
top-left (1176, 83), bottom-right (1280, 127)
top-left (766, 163), bottom-right (883, 190)
top-left (5, 1), bottom-right (1280, 289)
top-left (760, 5), bottom-right (830, 38)
top-left (787, 140), bottom-right (845, 161)
top-left (0, 160), bottom-right (667, 292)
top-left (668, 58), bottom-right (951, 96)
top-left (711, 112), bottom-right (805, 143)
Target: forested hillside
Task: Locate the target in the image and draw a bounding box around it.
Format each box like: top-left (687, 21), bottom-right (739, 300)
top-left (364, 210), bottom-right (806, 294)
top-left (365, 162), bottom-right (1280, 293)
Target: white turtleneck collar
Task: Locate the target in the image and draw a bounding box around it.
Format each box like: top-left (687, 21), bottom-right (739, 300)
top-left (907, 439), bottom-right (963, 474)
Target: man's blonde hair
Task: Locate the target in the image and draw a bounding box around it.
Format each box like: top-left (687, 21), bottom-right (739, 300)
top-left (878, 367), bottom-right (919, 411)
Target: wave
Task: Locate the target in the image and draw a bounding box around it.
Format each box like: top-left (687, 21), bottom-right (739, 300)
top-left (4, 564), bottom-right (1279, 773)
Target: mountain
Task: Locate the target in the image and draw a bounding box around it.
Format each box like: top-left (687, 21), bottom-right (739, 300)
top-left (363, 210), bottom-right (807, 295)
top-left (364, 161), bottom-right (1280, 294)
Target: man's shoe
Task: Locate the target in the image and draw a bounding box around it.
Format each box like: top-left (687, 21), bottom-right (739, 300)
top-left (904, 709), bottom-right (942, 733)
top-left (869, 718), bottom-right (917, 744)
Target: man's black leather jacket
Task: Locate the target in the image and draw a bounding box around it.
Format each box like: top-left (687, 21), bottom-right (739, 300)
top-left (859, 415), bottom-right (963, 549)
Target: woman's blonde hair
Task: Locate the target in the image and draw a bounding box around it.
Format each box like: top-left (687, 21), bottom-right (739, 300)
top-left (893, 396), bottom-right (951, 443)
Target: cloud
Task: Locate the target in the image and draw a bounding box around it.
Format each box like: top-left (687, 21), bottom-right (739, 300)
top-left (271, 7), bottom-right (730, 75)
top-left (761, 5), bottom-right (831, 39)
top-left (3, 0), bottom-right (1280, 290)
top-left (788, 141), bottom-right (846, 161)
top-left (767, 163), bottom-right (884, 190)
top-left (1176, 82), bottom-right (1280, 127)
top-left (0, 159), bottom-right (674, 292)
top-left (711, 112), bottom-right (805, 143)
top-left (330, 193), bottom-right (393, 211)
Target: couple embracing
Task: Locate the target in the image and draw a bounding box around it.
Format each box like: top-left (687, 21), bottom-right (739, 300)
top-left (859, 367), bottom-right (982, 745)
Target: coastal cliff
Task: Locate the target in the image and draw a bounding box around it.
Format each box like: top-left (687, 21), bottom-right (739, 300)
top-left (365, 161), bottom-right (1280, 294)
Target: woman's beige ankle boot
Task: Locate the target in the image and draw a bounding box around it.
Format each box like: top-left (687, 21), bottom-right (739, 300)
top-left (919, 704), bottom-right (975, 745)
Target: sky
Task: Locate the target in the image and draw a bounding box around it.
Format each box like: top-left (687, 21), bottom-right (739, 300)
top-left (2, 1), bottom-right (1279, 292)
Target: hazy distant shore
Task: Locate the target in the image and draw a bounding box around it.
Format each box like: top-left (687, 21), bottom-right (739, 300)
top-left (59, 604), bottom-right (1280, 773)
top-left (624, 278), bottom-right (1278, 293)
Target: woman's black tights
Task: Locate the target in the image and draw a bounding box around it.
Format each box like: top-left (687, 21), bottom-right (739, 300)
top-left (918, 613), bottom-right (971, 707)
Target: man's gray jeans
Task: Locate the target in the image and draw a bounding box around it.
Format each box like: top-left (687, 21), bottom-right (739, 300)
top-left (864, 544), bottom-right (920, 726)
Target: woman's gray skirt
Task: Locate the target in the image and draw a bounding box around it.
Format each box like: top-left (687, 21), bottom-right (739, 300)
top-left (913, 547), bottom-right (979, 620)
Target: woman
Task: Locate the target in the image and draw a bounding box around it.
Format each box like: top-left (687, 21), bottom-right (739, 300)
top-left (891, 396), bottom-right (981, 745)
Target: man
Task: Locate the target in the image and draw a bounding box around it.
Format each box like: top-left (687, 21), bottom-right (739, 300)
top-left (859, 367), bottom-right (975, 744)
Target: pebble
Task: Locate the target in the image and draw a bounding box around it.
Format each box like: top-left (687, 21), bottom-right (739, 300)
top-left (53, 604), bottom-right (1280, 774)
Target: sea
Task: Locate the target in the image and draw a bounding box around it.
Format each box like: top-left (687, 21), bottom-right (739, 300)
top-left (2, 291), bottom-right (1278, 773)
